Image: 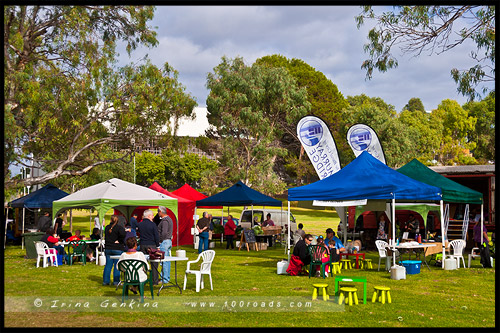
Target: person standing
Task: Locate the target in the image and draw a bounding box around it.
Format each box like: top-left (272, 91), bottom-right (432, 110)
top-left (130, 213), bottom-right (139, 232)
top-left (53, 213), bottom-right (64, 236)
top-left (157, 206), bottom-right (173, 284)
top-left (138, 209), bottom-right (160, 285)
top-left (407, 214), bottom-right (419, 239)
top-left (376, 215), bottom-right (388, 241)
top-left (224, 215), bottom-right (237, 250)
top-left (262, 213), bottom-right (275, 227)
top-left (37, 211), bottom-right (52, 232)
top-left (196, 212), bottom-right (210, 254)
top-left (103, 215), bottom-right (126, 286)
top-left (94, 215), bottom-right (104, 235)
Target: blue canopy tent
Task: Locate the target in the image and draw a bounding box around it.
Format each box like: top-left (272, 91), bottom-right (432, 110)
top-left (195, 181), bottom-right (282, 247)
top-left (196, 180), bottom-right (282, 207)
top-left (7, 184), bottom-right (69, 249)
top-left (9, 184), bottom-right (69, 209)
top-left (288, 151), bottom-right (444, 266)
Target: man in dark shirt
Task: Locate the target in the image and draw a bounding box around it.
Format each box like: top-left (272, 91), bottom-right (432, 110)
top-left (37, 212), bottom-right (52, 232)
top-left (293, 233), bottom-right (312, 266)
top-left (158, 206), bottom-right (173, 284)
top-left (130, 213), bottom-right (139, 231)
top-left (196, 212), bottom-right (210, 254)
top-left (138, 209), bottom-right (160, 284)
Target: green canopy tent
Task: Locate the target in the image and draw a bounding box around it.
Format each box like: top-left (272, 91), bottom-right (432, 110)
top-left (397, 159), bottom-right (483, 205)
top-left (396, 159), bottom-right (484, 249)
top-left (353, 159), bottom-right (483, 225)
top-left (52, 178), bottom-right (178, 232)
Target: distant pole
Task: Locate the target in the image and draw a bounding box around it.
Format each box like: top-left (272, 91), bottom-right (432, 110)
top-left (131, 138), bottom-right (136, 184)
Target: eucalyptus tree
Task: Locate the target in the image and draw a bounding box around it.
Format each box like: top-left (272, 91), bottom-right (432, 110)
top-left (206, 56), bottom-right (310, 194)
top-left (255, 54), bottom-right (348, 184)
top-left (341, 94), bottom-right (418, 167)
top-left (356, 5), bottom-right (495, 101)
top-left (4, 5), bottom-right (196, 190)
top-left (463, 92), bottom-right (495, 163)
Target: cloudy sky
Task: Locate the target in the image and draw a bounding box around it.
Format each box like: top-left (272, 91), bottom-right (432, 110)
top-left (123, 5), bottom-right (489, 113)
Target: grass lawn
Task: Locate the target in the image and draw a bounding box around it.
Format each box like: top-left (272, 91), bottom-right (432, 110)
top-left (4, 208), bottom-right (495, 327)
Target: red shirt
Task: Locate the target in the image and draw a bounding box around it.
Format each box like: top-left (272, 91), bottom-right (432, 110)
top-left (66, 235), bottom-right (82, 242)
top-left (224, 219), bottom-right (237, 236)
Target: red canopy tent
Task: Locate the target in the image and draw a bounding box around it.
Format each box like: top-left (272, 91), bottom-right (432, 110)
top-left (172, 183), bottom-right (222, 209)
top-left (122, 182), bottom-right (195, 247)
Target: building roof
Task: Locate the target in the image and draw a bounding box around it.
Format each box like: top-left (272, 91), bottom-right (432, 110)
top-left (429, 165), bottom-right (495, 175)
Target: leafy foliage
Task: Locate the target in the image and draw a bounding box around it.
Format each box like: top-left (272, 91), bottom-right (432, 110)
top-left (356, 5), bottom-right (495, 101)
top-left (4, 5), bottom-right (196, 189)
top-left (205, 56), bottom-right (310, 194)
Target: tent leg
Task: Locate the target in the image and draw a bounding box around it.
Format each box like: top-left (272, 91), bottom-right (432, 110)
top-left (440, 200), bottom-right (445, 269)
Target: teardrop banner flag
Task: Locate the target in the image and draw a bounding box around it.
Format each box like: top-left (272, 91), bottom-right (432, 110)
top-left (297, 115), bottom-right (341, 179)
top-left (347, 123), bottom-right (386, 164)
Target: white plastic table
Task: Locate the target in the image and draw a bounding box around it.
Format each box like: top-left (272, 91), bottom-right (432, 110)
top-left (149, 256), bottom-right (189, 295)
top-left (386, 243), bottom-right (437, 270)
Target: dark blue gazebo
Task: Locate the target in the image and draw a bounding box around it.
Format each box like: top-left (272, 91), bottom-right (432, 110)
top-left (196, 181), bottom-right (282, 207)
top-left (9, 184), bottom-right (69, 209)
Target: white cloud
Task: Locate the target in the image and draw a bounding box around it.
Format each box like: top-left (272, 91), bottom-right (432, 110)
top-left (117, 5), bottom-right (493, 113)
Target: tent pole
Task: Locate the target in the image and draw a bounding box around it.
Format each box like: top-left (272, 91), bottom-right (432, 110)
top-left (193, 207), bottom-right (197, 248)
top-left (287, 201), bottom-right (291, 261)
top-left (392, 198), bottom-right (396, 267)
top-left (480, 204), bottom-right (484, 244)
top-left (22, 207), bottom-right (25, 250)
top-left (4, 207), bottom-right (9, 249)
top-left (440, 200), bottom-right (445, 269)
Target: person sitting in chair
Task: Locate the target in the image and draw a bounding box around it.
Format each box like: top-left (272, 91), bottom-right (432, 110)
top-left (286, 234), bottom-right (313, 276)
top-left (118, 237), bottom-right (149, 295)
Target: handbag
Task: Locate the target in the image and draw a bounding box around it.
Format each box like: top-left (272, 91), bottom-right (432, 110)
top-left (147, 247), bottom-right (165, 260)
top-left (208, 230), bottom-right (213, 240)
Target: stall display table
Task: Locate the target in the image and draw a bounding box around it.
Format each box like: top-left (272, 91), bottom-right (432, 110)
top-left (387, 243), bottom-right (437, 271)
top-left (339, 252), bottom-right (366, 269)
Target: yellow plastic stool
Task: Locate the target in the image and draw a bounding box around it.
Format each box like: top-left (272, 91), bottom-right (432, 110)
top-left (372, 286), bottom-right (392, 304)
top-left (338, 287), bottom-right (359, 306)
top-left (340, 259), bottom-right (352, 270)
top-left (312, 283), bottom-right (329, 301)
top-left (330, 262), bottom-right (341, 275)
top-left (360, 259), bottom-right (373, 270)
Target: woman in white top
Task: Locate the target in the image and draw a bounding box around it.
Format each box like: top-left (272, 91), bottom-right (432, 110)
top-left (118, 237), bottom-right (149, 294)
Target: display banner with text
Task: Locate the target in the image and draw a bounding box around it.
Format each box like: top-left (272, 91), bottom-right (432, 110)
top-left (297, 116), bottom-right (341, 179)
top-left (347, 123), bottom-right (386, 164)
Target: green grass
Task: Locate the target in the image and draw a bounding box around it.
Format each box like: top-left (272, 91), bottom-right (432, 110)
top-left (4, 208), bottom-right (495, 327)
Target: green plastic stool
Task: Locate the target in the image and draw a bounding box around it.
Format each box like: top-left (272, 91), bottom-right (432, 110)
top-left (372, 286), bottom-right (391, 304)
top-left (338, 287), bottom-right (359, 306)
top-left (312, 283), bottom-right (329, 301)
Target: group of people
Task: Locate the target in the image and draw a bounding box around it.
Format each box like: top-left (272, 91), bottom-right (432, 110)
top-left (375, 213), bottom-right (420, 241)
top-left (196, 212), bottom-right (239, 252)
top-left (287, 227), bottom-right (346, 276)
top-left (103, 207), bottom-right (173, 289)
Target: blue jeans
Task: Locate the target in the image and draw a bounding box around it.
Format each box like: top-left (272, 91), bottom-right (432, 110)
top-left (103, 249), bottom-right (123, 285)
top-left (198, 232), bottom-right (209, 253)
top-left (160, 239), bottom-right (172, 283)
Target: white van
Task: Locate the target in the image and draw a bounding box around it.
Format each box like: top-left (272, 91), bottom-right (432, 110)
top-left (239, 209), bottom-right (297, 233)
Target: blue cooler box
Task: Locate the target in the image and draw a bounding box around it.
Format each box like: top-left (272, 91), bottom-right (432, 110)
top-left (401, 260), bottom-right (421, 274)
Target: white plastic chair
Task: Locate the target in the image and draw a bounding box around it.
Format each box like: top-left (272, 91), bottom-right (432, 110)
top-left (35, 241), bottom-right (58, 268)
top-left (448, 239), bottom-right (466, 268)
top-left (183, 250), bottom-right (215, 292)
top-left (468, 247), bottom-right (481, 268)
top-left (375, 240), bottom-right (399, 271)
